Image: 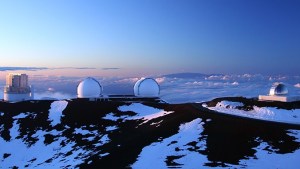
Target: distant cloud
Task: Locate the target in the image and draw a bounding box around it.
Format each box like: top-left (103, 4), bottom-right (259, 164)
top-left (49, 67), bottom-right (96, 70)
top-left (155, 77), bottom-right (165, 84)
top-left (73, 67), bottom-right (96, 70)
top-left (0, 67), bottom-right (48, 71)
top-left (114, 77), bottom-right (139, 84)
top-left (102, 68), bottom-right (120, 70)
top-left (163, 72), bottom-right (206, 79)
top-left (34, 91), bottom-right (75, 100)
top-left (48, 87), bottom-right (55, 92)
top-left (232, 81), bottom-right (239, 85)
top-left (1, 72), bottom-right (299, 103)
top-left (0, 66), bottom-right (96, 71)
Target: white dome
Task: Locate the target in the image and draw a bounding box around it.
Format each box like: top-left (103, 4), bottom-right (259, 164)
top-left (77, 77), bottom-right (102, 98)
top-left (269, 83), bottom-right (288, 96)
top-left (134, 78), bottom-right (160, 97)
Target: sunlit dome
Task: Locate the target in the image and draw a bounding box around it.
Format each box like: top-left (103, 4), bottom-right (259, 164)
top-left (134, 78), bottom-right (160, 97)
top-left (269, 83), bottom-right (288, 96)
top-left (77, 77), bottom-right (102, 98)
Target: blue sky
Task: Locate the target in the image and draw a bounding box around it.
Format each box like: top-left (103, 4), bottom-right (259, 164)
top-left (0, 0), bottom-right (299, 75)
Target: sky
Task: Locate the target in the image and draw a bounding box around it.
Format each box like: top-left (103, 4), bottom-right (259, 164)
top-left (0, 0), bottom-right (300, 76)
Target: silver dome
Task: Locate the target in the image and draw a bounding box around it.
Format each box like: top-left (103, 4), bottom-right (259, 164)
top-left (134, 78), bottom-right (160, 97)
top-left (269, 83), bottom-right (288, 96)
top-left (77, 77), bottom-right (102, 98)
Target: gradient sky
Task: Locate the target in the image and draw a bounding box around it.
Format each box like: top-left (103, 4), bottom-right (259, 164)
top-left (0, 0), bottom-right (299, 75)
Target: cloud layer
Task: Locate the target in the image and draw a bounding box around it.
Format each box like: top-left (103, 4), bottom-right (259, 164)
top-left (0, 67), bottom-right (97, 72)
top-left (1, 72), bottom-right (300, 103)
top-left (0, 67), bottom-right (48, 71)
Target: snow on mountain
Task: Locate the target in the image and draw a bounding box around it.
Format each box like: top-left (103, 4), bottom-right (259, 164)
top-left (0, 99), bottom-right (201, 168)
top-left (132, 118), bottom-right (207, 169)
top-left (0, 98), bottom-right (300, 168)
top-left (0, 100), bottom-right (98, 169)
top-left (239, 140), bottom-right (300, 169)
top-left (206, 99), bottom-right (300, 124)
top-left (48, 101), bottom-right (68, 126)
top-left (118, 103), bottom-right (174, 124)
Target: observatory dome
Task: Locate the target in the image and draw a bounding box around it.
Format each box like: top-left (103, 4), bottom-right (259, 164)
top-left (134, 78), bottom-right (160, 97)
top-left (269, 83), bottom-right (288, 96)
top-left (77, 77), bottom-right (102, 98)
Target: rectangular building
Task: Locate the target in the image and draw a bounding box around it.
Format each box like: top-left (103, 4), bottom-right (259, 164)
top-left (4, 73), bottom-right (30, 93)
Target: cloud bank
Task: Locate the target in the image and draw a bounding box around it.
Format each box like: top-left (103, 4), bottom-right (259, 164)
top-left (0, 67), bottom-right (48, 71)
top-left (0, 72), bottom-right (299, 103)
top-left (0, 67), bottom-right (97, 72)
top-left (102, 68), bottom-right (121, 70)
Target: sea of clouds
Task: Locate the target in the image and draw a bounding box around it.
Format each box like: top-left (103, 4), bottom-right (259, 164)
top-left (0, 73), bottom-right (299, 103)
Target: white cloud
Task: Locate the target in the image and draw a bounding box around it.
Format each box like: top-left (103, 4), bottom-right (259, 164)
top-left (48, 88), bottom-right (55, 92)
top-left (155, 77), bottom-right (165, 84)
top-left (34, 91), bottom-right (75, 100)
top-left (1, 72), bottom-right (300, 103)
top-left (114, 77), bottom-right (139, 84)
top-left (232, 81), bottom-right (239, 85)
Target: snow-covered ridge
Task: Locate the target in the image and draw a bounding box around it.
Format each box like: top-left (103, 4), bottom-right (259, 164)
top-left (0, 100), bottom-right (183, 168)
top-left (1, 99), bottom-right (300, 168)
top-left (118, 103), bottom-right (174, 124)
top-left (207, 100), bottom-right (300, 124)
top-left (132, 118), bottom-right (206, 168)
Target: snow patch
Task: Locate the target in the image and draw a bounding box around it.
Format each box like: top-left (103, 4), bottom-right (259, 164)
top-left (99, 152), bottom-right (110, 157)
top-left (0, 129), bottom-right (94, 169)
top-left (102, 112), bottom-right (129, 121)
top-left (48, 100), bottom-right (68, 126)
top-left (215, 101), bottom-right (244, 109)
top-left (287, 130), bottom-right (300, 142)
top-left (103, 113), bottom-right (119, 121)
top-left (106, 126), bottom-right (118, 131)
top-left (94, 134), bottom-right (110, 147)
top-left (9, 121), bottom-right (19, 140)
top-left (100, 134), bottom-right (110, 143)
top-left (208, 101), bottom-right (300, 124)
top-left (132, 118), bottom-right (207, 168)
top-left (13, 113), bottom-right (28, 119)
top-left (239, 142), bottom-right (300, 169)
top-left (74, 128), bottom-right (91, 135)
top-left (118, 103), bottom-right (174, 123)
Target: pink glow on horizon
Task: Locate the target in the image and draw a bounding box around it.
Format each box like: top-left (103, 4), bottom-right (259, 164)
top-left (0, 67), bottom-right (172, 80)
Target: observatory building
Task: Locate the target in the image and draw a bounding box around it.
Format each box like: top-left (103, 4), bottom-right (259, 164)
top-left (77, 77), bottom-right (103, 98)
top-left (134, 78), bottom-right (160, 97)
top-left (259, 83), bottom-right (300, 102)
top-left (75, 77), bottom-right (162, 102)
top-left (4, 73), bottom-right (33, 102)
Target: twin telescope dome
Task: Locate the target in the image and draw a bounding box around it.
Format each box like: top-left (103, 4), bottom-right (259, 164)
top-left (134, 78), bottom-right (160, 97)
top-left (77, 77), bottom-right (160, 98)
top-left (77, 77), bottom-right (103, 98)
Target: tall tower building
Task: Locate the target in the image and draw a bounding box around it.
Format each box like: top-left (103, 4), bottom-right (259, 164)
top-left (4, 73), bottom-right (33, 102)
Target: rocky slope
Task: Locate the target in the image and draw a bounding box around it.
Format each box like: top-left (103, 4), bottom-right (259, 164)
top-left (1, 98), bottom-right (300, 168)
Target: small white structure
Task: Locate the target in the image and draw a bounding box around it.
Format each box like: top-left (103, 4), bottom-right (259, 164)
top-left (269, 83), bottom-right (288, 96)
top-left (134, 78), bottom-right (160, 97)
top-left (77, 77), bottom-right (102, 98)
top-left (259, 83), bottom-right (300, 102)
top-left (4, 73), bottom-right (33, 102)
